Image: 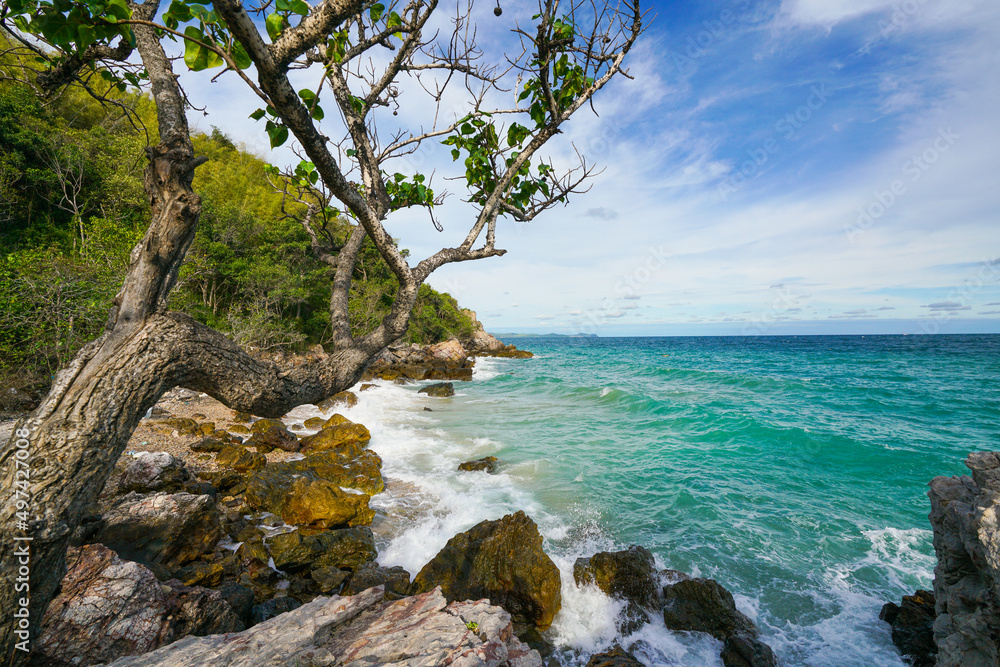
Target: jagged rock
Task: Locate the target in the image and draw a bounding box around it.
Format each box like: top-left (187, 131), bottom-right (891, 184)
top-left (880, 589), bottom-right (936, 666)
top-left (928, 451), bottom-right (1000, 667)
top-left (323, 413), bottom-right (352, 427)
top-left (120, 452), bottom-right (190, 493)
top-left (466, 329), bottom-right (506, 354)
top-left (411, 510), bottom-right (562, 631)
top-left (428, 339), bottom-right (468, 362)
top-left (214, 445), bottom-right (266, 474)
top-left (359, 383), bottom-right (376, 391)
top-left (662, 577), bottom-right (776, 667)
top-left (299, 421), bottom-right (371, 455)
top-left (265, 526), bottom-right (377, 574)
top-left (159, 579), bottom-right (245, 638)
top-left (419, 381), bottom-right (455, 397)
top-left (342, 562), bottom-right (411, 599)
top-left (585, 645), bottom-right (644, 666)
top-left (218, 582), bottom-right (255, 627)
top-left (459, 456), bottom-right (500, 473)
top-left (288, 449), bottom-right (384, 496)
top-left (93, 492), bottom-right (223, 569)
top-left (303, 416), bottom-right (325, 429)
top-left (280, 476), bottom-right (375, 528)
top-left (36, 545), bottom-right (244, 667)
top-left (171, 560), bottom-right (225, 588)
top-left (101, 586), bottom-right (542, 667)
top-left (250, 596), bottom-right (303, 625)
top-left (574, 545), bottom-right (663, 632)
top-left (317, 390), bottom-right (358, 411)
top-left (36, 544), bottom-right (168, 665)
top-left (195, 469), bottom-right (243, 494)
top-left (311, 565), bottom-right (351, 594)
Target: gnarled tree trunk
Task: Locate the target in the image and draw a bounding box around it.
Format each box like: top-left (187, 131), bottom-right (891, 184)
top-left (0, 14), bottom-right (380, 665)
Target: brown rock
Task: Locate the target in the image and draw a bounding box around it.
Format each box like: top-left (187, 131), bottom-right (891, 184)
top-left (265, 526), bottom-right (377, 574)
top-left (586, 645), bottom-right (644, 666)
top-left (214, 445), bottom-right (266, 474)
top-left (880, 589), bottom-right (936, 667)
top-left (299, 422), bottom-right (370, 455)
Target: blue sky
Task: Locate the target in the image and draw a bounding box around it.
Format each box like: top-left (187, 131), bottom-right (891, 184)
top-left (180, 0), bottom-right (1000, 335)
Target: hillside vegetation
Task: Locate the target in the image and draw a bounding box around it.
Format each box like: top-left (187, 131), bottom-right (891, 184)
top-left (0, 66), bottom-right (472, 401)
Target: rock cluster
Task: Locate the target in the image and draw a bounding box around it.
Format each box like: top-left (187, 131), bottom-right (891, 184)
top-left (99, 586), bottom-right (542, 667)
top-left (574, 546), bottom-right (776, 667)
top-left (362, 335), bottom-right (532, 383)
top-left (927, 450), bottom-right (1000, 667)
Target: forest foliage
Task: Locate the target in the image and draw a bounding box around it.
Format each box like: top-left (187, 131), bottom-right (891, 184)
top-left (0, 61), bottom-right (473, 396)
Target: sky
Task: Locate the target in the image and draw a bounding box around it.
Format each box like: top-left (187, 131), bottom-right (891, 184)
top-left (179, 0), bottom-right (1000, 336)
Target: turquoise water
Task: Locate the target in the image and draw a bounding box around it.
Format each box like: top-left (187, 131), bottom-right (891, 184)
top-left (296, 335), bottom-right (1000, 665)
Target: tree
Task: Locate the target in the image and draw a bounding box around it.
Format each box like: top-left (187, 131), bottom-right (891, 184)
top-left (0, 0), bottom-right (642, 660)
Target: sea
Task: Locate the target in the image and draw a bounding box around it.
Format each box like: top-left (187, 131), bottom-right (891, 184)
top-left (284, 334), bottom-right (1000, 666)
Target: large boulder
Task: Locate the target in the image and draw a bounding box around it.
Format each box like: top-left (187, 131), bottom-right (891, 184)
top-left (880, 589), bottom-right (936, 667)
top-left (662, 577), bottom-right (776, 667)
top-left (244, 420), bottom-right (299, 453)
top-left (411, 510), bottom-right (562, 631)
top-left (35, 545), bottom-right (168, 665)
top-left (102, 586), bottom-right (542, 667)
top-left (35, 545), bottom-right (243, 667)
top-left (574, 545), bottom-right (663, 632)
top-left (93, 492), bottom-right (222, 569)
top-left (265, 526), bottom-right (377, 574)
top-left (928, 451), bottom-right (1000, 667)
top-left (120, 452), bottom-right (190, 493)
top-left (287, 449), bottom-right (384, 496)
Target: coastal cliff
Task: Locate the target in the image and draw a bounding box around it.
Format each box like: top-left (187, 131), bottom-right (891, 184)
top-left (926, 451), bottom-right (1000, 666)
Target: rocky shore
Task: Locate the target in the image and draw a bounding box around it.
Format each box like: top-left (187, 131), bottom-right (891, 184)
top-left (19, 332), bottom-right (787, 667)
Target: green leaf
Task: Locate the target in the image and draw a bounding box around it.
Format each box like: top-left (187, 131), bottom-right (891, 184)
top-left (265, 122), bottom-right (289, 148)
top-left (232, 42), bottom-right (251, 69)
top-left (76, 24), bottom-right (96, 51)
top-left (183, 25), bottom-right (223, 70)
top-left (369, 2), bottom-right (385, 22)
top-left (288, 0), bottom-right (310, 15)
top-left (249, 108), bottom-right (267, 121)
top-left (265, 13), bottom-right (287, 41)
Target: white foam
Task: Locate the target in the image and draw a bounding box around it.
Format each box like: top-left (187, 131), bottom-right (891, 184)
top-left (862, 527), bottom-right (935, 588)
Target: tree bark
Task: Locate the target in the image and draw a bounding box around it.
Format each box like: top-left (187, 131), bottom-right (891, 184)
top-left (0, 11), bottom-right (374, 664)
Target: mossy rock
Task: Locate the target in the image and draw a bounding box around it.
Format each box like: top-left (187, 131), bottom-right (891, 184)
top-left (310, 565), bottom-right (351, 594)
top-left (317, 391), bottom-right (358, 411)
top-left (286, 450), bottom-right (384, 496)
top-left (228, 424), bottom-right (251, 435)
top-left (190, 437), bottom-right (226, 453)
top-left (152, 417), bottom-right (199, 435)
top-left (215, 446), bottom-right (266, 474)
top-left (281, 476), bottom-right (374, 529)
top-left (322, 413), bottom-right (352, 428)
top-left (299, 422), bottom-right (370, 455)
top-left (265, 526), bottom-right (376, 573)
top-left (303, 417), bottom-right (325, 430)
top-left (574, 545), bottom-right (663, 634)
top-left (245, 422), bottom-right (299, 453)
top-left (359, 384), bottom-right (376, 392)
top-left (458, 456), bottom-right (499, 473)
top-left (411, 510), bottom-right (561, 631)
top-left (172, 560), bottom-right (226, 588)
